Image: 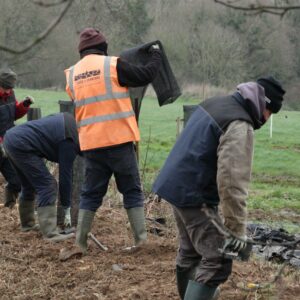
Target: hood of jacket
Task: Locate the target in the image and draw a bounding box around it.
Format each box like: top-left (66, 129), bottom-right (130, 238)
top-left (237, 82), bottom-right (267, 129)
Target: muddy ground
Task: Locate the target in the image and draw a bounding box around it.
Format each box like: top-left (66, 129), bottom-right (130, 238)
top-left (0, 176), bottom-right (299, 300)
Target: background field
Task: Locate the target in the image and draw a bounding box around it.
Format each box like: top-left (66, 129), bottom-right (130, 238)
top-left (15, 87), bottom-right (300, 232)
top-left (0, 88), bottom-right (296, 300)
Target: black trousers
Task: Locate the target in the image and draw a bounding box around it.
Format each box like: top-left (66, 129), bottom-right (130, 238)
top-left (4, 136), bottom-right (77, 208)
top-left (80, 142), bottom-right (144, 211)
top-left (0, 152), bottom-right (21, 193)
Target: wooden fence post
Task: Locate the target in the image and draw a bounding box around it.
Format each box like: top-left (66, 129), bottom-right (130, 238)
top-left (57, 100), bottom-right (84, 227)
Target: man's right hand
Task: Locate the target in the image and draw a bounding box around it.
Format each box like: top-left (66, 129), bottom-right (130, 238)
top-left (64, 207), bottom-right (71, 227)
top-left (223, 235), bottom-right (247, 252)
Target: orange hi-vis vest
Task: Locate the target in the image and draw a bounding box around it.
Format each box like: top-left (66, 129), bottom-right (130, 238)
top-left (65, 55), bottom-right (140, 151)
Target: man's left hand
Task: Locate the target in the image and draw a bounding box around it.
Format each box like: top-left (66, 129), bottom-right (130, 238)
top-left (0, 143), bottom-right (7, 158)
top-left (149, 43), bottom-right (160, 53)
top-left (22, 96), bottom-right (35, 107)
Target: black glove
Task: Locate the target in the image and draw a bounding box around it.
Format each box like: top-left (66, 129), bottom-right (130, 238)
top-left (22, 96), bottom-right (34, 107)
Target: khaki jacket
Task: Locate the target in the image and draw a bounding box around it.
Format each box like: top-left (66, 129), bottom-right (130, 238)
top-left (217, 120), bottom-right (254, 237)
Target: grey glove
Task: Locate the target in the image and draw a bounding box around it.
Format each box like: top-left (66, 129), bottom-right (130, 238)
top-left (0, 143), bottom-right (7, 158)
top-left (223, 235), bottom-right (247, 252)
top-left (22, 95), bottom-right (34, 107)
top-left (64, 207), bottom-right (71, 227)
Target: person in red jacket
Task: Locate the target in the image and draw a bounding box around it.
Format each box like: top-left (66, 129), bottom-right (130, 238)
top-left (0, 68), bottom-right (34, 208)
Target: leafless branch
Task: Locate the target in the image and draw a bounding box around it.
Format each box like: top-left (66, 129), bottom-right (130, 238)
top-left (214, 0), bottom-right (300, 17)
top-left (30, 0), bottom-right (68, 7)
top-left (0, 0), bottom-right (74, 55)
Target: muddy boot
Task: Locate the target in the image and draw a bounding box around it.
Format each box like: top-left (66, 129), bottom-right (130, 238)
top-left (37, 205), bottom-right (74, 242)
top-left (184, 280), bottom-right (219, 300)
top-left (4, 187), bottom-right (18, 209)
top-left (176, 265), bottom-right (195, 300)
top-left (59, 209), bottom-right (95, 261)
top-left (19, 200), bottom-right (39, 232)
top-left (124, 207), bottom-right (147, 252)
top-left (76, 209), bottom-right (95, 254)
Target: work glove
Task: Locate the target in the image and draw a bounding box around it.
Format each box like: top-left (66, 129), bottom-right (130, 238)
top-left (223, 235), bottom-right (247, 253)
top-left (64, 207), bottom-right (71, 227)
top-left (0, 143), bottom-right (7, 158)
top-left (149, 43), bottom-right (160, 53)
top-left (22, 95), bottom-right (35, 107)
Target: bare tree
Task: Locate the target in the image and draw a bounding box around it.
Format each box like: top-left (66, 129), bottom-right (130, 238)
top-left (0, 0), bottom-right (74, 55)
top-left (214, 0), bottom-right (300, 17)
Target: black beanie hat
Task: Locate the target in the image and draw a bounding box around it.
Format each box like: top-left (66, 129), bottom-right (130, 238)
top-left (257, 76), bottom-right (285, 113)
top-left (0, 68), bottom-right (17, 89)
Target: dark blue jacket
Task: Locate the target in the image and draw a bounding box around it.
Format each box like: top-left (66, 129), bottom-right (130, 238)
top-left (152, 94), bottom-right (254, 207)
top-left (4, 113), bottom-right (80, 208)
top-left (0, 92), bottom-right (16, 137)
top-left (5, 112), bottom-right (79, 162)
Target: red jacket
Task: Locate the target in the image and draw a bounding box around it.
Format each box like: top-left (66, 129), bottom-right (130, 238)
top-left (0, 90), bottom-right (29, 141)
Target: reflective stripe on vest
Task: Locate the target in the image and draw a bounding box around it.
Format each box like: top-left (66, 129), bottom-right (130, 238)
top-left (68, 66), bottom-right (75, 100)
top-left (70, 57), bottom-right (129, 109)
top-left (77, 110), bottom-right (135, 127)
top-left (67, 55), bottom-right (140, 150)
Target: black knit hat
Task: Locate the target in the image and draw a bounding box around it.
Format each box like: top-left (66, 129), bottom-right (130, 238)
top-left (0, 68), bottom-right (17, 89)
top-left (257, 76), bottom-right (285, 113)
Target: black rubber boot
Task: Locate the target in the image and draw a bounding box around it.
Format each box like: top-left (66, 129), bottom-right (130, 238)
top-left (176, 265), bottom-right (195, 300)
top-left (4, 187), bottom-right (18, 209)
top-left (184, 280), bottom-right (218, 300)
top-left (37, 205), bottom-right (74, 242)
top-left (19, 200), bottom-right (39, 232)
top-left (75, 209), bottom-right (95, 254)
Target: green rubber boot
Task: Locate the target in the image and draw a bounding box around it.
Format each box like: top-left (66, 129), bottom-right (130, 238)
top-left (184, 280), bottom-right (219, 300)
top-left (75, 209), bottom-right (95, 254)
top-left (37, 205), bottom-right (74, 242)
top-left (19, 200), bottom-right (39, 232)
top-left (176, 265), bottom-right (195, 299)
top-left (126, 207), bottom-right (147, 246)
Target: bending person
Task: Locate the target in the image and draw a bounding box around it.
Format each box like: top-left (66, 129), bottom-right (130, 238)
top-left (4, 112), bottom-right (80, 242)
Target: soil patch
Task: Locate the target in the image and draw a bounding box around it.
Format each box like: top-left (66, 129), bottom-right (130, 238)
top-left (0, 177), bottom-right (299, 299)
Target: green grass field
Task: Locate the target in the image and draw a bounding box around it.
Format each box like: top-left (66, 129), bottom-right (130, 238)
top-left (15, 88), bottom-right (300, 230)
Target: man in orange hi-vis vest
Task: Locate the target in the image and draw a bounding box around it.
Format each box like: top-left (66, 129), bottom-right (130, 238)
top-left (63, 28), bottom-right (162, 257)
